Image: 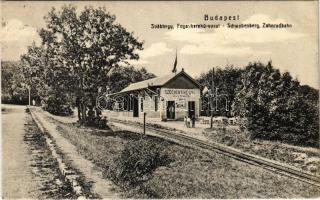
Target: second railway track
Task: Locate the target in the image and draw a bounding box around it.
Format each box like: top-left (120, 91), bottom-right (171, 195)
top-left (110, 118), bottom-right (320, 188)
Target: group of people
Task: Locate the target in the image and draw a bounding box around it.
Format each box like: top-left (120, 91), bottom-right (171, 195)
top-left (184, 115), bottom-right (196, 128)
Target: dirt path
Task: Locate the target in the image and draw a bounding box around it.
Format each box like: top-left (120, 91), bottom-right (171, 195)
top-left (2, 105), bottom-right (39, 198)
top-left (2, 105), bottom-right (74, 199)
top-left (33, 110), bottom-right (122, 199)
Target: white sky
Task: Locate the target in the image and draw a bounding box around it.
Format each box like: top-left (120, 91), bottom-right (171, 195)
top-left (1, 1), bottom-right (318, 88)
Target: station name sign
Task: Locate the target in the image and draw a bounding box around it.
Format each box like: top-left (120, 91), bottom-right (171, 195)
top-left (162, 88), bottom-right (197, 98)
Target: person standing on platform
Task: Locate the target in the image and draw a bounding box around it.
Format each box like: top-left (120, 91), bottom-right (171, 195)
top-left (184, 116), bottom-right (188, 127)
top-left (191, 115), bottom-right (195, 128)
top-left (187, 117), bottom-right (191, 128)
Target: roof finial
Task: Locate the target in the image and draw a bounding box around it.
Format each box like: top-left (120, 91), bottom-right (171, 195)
top-left (172, 49), bottom-right (177, 74)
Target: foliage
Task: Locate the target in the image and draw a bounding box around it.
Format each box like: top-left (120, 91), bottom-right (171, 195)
top-left (20, 5), bottom-right (145, 120)
top-left (203, 126), bottom-right (320, 175)
top-left (54, 116), bottom-right (320, 198)
top-left (1, 61), bottom-right (32, 104)
top-left (83, 109), bottom-right (109, 129)
top-left (197, 65), bottom-right (243, 116)
top-left (42, 95), bottom-right (73, 116)
top-left (42, 5), bottom-right (143, 121)
top-left (108, 66), bottom-right (155, 93)
top-left (20, 42), bottom-right (73, 115)
top-left (231, 62), bottom-right (319, 147)
top-left (106, 138), bottom-right (172, 190)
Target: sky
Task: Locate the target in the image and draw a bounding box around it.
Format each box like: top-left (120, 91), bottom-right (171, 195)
top-left (1, 1), bottom-right (318, 88)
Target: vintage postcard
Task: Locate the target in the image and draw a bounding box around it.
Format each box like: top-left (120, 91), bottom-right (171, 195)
top-left (1, 0), bottom-right (319, 199)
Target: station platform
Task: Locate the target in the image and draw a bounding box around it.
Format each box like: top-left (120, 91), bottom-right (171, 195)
top-left (102, 113), bottom-right (218, 141)
top-left (35, 106), bottom-right (225, 141)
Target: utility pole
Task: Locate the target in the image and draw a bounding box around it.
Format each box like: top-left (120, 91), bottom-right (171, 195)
top-left (215, 88), bottom-right (218, 112)
top-left (210, 67), bottom-right (214, 129)
top-left (143, 112), bottom-right (147, 134)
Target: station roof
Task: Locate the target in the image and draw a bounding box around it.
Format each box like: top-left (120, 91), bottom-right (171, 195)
top-left (121, 73), bottom-right (176, 93)
top-left (119, 69), bottom-right (201, 94)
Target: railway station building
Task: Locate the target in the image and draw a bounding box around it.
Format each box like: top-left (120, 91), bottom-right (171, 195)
top-left (108, 69), bottom-right (202, 121)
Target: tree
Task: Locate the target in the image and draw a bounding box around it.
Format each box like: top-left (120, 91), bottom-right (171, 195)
top-left (197, 65), bottom-right (242, 116)
top-left (108, 66), bottom-right (155, 93)
top-left (22, 5), bottom-right (143, 122)
top-left (20, 41), bottom-right (72, 114)
top-left (1, 61), bottom-right (30, 104)
top-left (231, 61), bottom-right (319, 147)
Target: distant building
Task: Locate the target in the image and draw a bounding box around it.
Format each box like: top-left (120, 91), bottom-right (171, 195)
top-left (108, 69), bottom-right (201, 121)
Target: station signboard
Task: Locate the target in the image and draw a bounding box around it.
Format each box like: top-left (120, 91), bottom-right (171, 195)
top-left (162, 88), bottom-right (199, 99)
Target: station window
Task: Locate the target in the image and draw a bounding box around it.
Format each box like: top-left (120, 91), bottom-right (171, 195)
top-left (154, 95), bottom-right (159, 111)
top-left (140, 98), bottom-right (143, 112)
top-left (130, 96), bottom-right (134, 111)
top-left (124, 98), bottom-right (128, 111)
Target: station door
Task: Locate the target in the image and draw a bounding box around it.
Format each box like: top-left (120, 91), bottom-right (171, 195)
top-left (188, 101), bottom-right (195, 118)
top-left (166, 101), bottom-right (175, 119)
top-left (133, 97), bottom-right (139, 117)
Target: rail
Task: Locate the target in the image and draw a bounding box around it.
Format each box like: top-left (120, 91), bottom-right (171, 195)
top-left (110, 118), bottom-right (320, 188)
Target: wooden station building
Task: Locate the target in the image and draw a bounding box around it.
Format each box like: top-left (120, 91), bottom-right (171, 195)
top-left (108, 68), bottom-right (202, 121)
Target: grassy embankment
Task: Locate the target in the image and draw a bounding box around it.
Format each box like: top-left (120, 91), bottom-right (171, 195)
top-left (117, 118), bottom-right (320, 175)
top-left (202, 125), bottom-right (320, 175)
top-left (43, 114), bottom-right (320, 198)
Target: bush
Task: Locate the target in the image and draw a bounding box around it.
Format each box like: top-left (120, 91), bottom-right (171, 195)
top-left (245, 95), bottom-right (319, 147)
top-left (1, 93), bottom-right (29, 105)
top-left (42, 97), bottom-right (73, 116)
top-left (45, 104), bottom-right (73, 116)
top-left (232, 62), bottom-right (319, 147)
top-left (97, 117), bottom-right (108, 129)
top-left (83, 111), bottom-right (109, 129)
top-left (105, 138), bottom-right (172, 190)
top-left (25, 107), bottom-right (30, 113)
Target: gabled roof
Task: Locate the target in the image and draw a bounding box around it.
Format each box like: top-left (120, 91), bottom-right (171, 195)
top-left (120, 70), bottom-right (201, 93)
top-left (121, 73), bottom-right (176, 92)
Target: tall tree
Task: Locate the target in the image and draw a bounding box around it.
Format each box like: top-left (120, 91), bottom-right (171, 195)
top-left (22, 5), bottom-right (143, 121)
top-left (197, 65), bottom-right (242, 116)
top-left (1, 61), bottom-right (30, 104)
top-left (231, 61), bottom-right (319, 147)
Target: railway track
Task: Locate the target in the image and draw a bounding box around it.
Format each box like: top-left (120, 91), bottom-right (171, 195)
top-left (110, 118), bottom-right (320, 188)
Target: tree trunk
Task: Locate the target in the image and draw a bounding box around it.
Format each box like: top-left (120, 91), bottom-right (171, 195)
top-left (81, 103), bottom-right (86, 122)
top-left (91, 96), bottom-right (98, 118)
top-left (10, 89), bottom-right (14, 101)
top-left (76, 97), bottom-right (82, 122)
top-left (95, 107), bottom-right (101, 118)
top-left (77, 104), bottom-right (82, 121)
